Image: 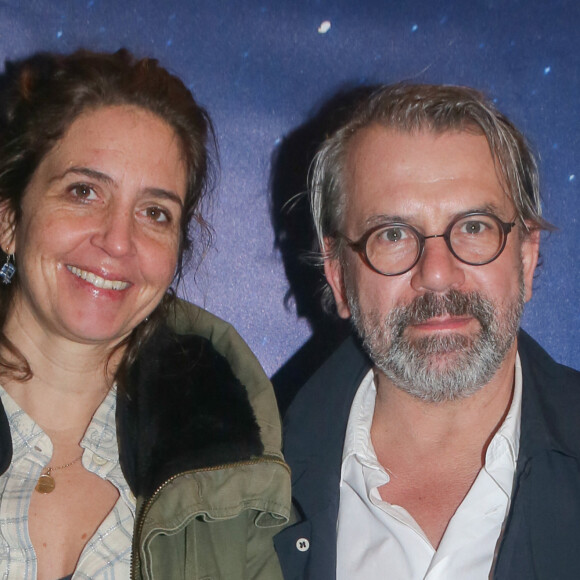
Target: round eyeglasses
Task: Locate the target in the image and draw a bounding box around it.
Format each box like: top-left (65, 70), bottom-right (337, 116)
top-left (337, 212), bottom-right (517, 277)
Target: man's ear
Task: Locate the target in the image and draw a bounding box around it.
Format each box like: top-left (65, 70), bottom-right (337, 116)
top-left (0, 201), bottom-right (16, 256)
top-left (521, 226), bottom-right (540, 303)
top-left (323, 239), bottom-right (351, 319)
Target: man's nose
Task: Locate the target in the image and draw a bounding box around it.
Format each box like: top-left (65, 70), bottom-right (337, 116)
top-left (410, 236), bottom-right (465, 293)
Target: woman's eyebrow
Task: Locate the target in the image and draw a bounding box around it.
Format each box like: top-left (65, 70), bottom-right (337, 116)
top-left (52, 166), bottom-right (115, 185)
top-left (53, 166), bottom-right (183, 207)
top-left (142, 187), bottom-right (184, 208)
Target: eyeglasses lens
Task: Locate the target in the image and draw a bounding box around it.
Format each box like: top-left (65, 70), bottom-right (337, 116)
top-left (366, 214), bottom-right (504, 275)
top-left (366, 225), bottom-right (420, 275)
top-left (449, 214), bottom-right (503, 265)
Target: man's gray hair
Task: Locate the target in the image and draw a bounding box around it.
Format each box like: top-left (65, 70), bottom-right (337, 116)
top-left (310, 83), bottom-right (551, 266)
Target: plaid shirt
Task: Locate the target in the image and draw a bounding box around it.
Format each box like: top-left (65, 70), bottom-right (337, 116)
top-left (0, 386), bottom-right (135, 579)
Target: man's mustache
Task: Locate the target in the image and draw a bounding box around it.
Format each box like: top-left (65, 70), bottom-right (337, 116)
top-left (390, 291), bottom-right (494, 335)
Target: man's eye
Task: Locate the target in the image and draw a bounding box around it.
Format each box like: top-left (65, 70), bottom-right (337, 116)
top-left (380, 227), bottom-right (408, 243)
top-left (460, 220), bottom-right (487, 235)
top-left (70, 184), bottom-right (97, 200)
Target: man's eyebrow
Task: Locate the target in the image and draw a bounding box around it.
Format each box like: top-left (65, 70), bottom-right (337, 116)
top-left (53, 166), bottom-right (184, 208)
top-left (363, 204), bottom-right (508, 229)
top-left (447, 204), bottom-right (508, 220)
top-left (363, 214), bottom-right (410, 227)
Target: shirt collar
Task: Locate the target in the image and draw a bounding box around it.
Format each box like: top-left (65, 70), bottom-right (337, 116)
top-left (341, 368), bottom-right (379, 469)
top-left (341, 354), bottom-right (523, 485)
top-left (0, 384), bottom-right (120, 468)
top-left (0, 386), bottom-right (51, 466)
top-left (81, 386), bottom-right (119, 465)
top-left (484, 353), bottom-right (522, 479)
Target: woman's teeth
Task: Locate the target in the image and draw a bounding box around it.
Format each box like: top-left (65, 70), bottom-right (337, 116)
top-left (67, 266), bottom-right (130, 290)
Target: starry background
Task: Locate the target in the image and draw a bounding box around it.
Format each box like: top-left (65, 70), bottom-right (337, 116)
top-left (0, 0), bottom-right (578, 402)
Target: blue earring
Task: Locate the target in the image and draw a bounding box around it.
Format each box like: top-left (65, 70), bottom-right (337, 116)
top-left (0, 254), bottom-right (15, 285)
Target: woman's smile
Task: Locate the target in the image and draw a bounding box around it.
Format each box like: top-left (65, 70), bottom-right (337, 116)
top-left (66, 265), bottom-right (131, 291)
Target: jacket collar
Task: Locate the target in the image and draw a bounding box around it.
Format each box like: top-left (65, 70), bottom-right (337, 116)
top-left (285, 335), bottom-right (370, 516)
top-left (517, 330), bottom-right (580, 462)
top-left (117, 324), bottom-right (264, 499)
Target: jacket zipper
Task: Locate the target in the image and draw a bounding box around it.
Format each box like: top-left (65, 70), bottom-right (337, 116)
top-left (130, 455), bottom-right (289, 579)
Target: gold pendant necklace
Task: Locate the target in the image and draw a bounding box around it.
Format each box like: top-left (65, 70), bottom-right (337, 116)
top-left (35, 454), bottom-right (83, 494)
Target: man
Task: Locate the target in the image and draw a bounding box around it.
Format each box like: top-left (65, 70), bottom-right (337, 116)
top-left (274, 84), bottom-right (580, 579)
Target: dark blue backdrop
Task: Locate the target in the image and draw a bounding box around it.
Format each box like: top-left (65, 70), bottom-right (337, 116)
top-left (1, 0), bottom-right (577, 387)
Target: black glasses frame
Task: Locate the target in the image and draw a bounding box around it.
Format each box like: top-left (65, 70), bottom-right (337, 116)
top-left (338, 211), bottom-right (517, 277)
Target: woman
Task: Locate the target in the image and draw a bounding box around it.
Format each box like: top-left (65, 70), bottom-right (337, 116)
top-left (0, 49), bottom-right (290, 579)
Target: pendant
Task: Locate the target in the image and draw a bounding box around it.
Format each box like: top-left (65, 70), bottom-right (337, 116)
top-left (35, 473), bottom-right (55, 494)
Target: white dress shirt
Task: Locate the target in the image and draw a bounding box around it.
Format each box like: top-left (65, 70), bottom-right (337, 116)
top-left (337, 355), bottom-right (522, 579)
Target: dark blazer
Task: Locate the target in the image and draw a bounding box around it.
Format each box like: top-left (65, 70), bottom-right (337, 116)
top-left (274, 331), bottom-right (580, 579)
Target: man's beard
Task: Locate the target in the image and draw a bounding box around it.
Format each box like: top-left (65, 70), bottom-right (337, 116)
top-left (347, 276), bottom-right (525, 403)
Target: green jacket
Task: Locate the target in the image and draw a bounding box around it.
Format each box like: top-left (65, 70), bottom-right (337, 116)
top-left (124, 300), bottom-right (291, 579)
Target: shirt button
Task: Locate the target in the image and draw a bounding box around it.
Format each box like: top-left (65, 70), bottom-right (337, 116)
top-left (296, 538), bottom-right (310, 552)
top-left (93, 455), bottom-right (107, 466)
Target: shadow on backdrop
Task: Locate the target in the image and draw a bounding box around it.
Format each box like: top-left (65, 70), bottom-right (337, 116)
top-left (270, 84), bottom-right (378, 416)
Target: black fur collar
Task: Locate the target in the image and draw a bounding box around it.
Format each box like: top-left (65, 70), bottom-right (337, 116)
top-left (117, 325), bottom-right (264, 498)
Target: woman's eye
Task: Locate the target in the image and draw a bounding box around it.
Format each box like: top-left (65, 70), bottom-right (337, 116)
top-left (70, 184), bottom-right (97, 200)
top-left (141, 206), bottom-right (170, 223)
